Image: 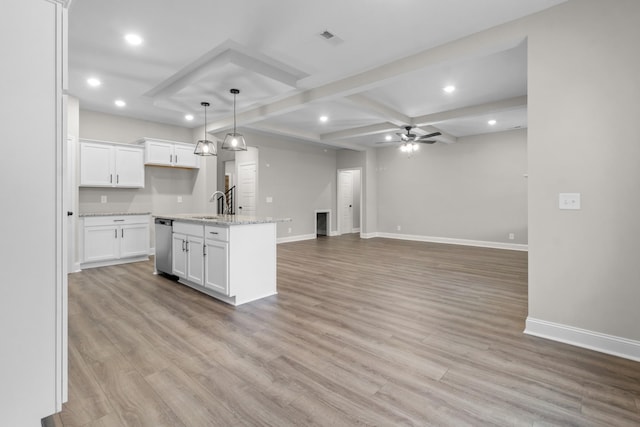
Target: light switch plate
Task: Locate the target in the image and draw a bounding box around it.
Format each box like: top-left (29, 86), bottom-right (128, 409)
top-left (266, 196), bottom-right (273, 203)
top-left (100, 195), bottom-right (107, 203)
top-left (559, 193), bottom-right (581, 210)
top-left (177, 196), bottom-right (183, 203)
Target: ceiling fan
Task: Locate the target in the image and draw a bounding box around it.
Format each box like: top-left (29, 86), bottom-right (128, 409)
top-left (376, 126), bottom-right (442, 155)
top-left (377, 126), bottom-right (442, 145)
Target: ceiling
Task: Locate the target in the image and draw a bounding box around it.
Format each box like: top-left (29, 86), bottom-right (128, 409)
top-left (68, 0), bottom-right (565, 149)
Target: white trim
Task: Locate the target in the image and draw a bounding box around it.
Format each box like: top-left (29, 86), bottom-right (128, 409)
top-left (525, 318), bottom-right (640, 362)
top-left (149, 246), bottom-right (156, 256)
top-left (329, 230), bottom-right (340, 237)
top-left (277, 233), bottom-right (317, 244)
top-left (360, 232), bottom-right (379, 239)
top-left (80, 255), bottom-right (149, 270)
top-left (352, 227), bottom-right (361, 233)
top-left (70, 262), bottom-right (81, 273)
top-left (376, 232), bottom-right (528, 251)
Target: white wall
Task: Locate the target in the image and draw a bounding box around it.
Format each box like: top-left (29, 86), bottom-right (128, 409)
top-left (225, 130), bottom-right (338, 239)
top-left (527, 0), bottom-right (640, 343)
top-left (0, 1), bottom-right (65, 424)
top-left (376, 129), bottom-right (527, 245)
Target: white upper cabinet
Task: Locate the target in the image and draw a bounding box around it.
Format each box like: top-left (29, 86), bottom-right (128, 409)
top-left (138, 138), bottom-right (200, 169)
top-left (80, 140), bottom-right (145, 188)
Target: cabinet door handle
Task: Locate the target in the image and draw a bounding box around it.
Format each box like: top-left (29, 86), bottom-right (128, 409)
top-left (117, 174), bottom-right (119, 184)
top-left (203, 245), bottom-right (207, 256)
top-left (113, 219), bottom-right (125, 222)
top-left (170, 154), bottom-right (173, 163)
top-left (182, 240), bottom-right (185, 251)
top-left (185, 241), bottom-right (189, 252)
top-left (175, 155), bottom-right (178, 164)
top-left (121, 229), bottom-right (124, 238)
top-left (110, 174), bottom-right (113, 183)
top-left (114, 229), bottom-right (117, 239)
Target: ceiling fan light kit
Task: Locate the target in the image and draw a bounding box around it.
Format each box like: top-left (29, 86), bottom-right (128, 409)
top-left (222, 88), bottom-right (248, 151)
top-left (194, 101), bottom-right (217, 156)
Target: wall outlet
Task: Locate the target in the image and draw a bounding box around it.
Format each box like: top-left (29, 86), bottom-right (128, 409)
top-left (266, 196), bottom-right (273, 203)
top-left (100, 195), bottom-right (107, 203)
top-left (559, 193), bottom-right (581, 210)
top-left (509, 233), bottom-right (515, 240)
top-left (396, 225), bottom-right (401, 231)
top-left (288, 227), bottom-right (292, 234)
top-left (177, 196), bottom-right (183, 203)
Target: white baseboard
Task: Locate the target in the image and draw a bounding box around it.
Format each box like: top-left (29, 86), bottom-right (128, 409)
top-left (525, 317), bottom-right (640, 362)
top-left (329, 230), bottom-right (339, 237)
top-left (376, 232), bottom-right (528, 251)
top-left (70, 262), bottom-right (82, 273)
top-left (277, 233), bottom-right (317, 244)
top-left (149, 247), bottom-right (155, 256)
top-left (360, 232), bottom-right (379, 239)
top-left (352, 227), bottom-right (361, 233)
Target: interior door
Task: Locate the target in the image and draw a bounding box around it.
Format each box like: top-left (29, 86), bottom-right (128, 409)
top-left (237, 162), bottom-right (257, 216)
top-left (339, 170), bottom-right (354, 234)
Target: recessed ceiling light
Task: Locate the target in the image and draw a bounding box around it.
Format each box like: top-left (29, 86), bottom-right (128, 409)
top-left (488, 119), bottom-right (497, 125)
top-left (87, 77), bottom-right (101, 87)
top-left (443, 85), bottom-right (456, 93)
top-left (114, 99), bottom-right (126, 108)
top-left (385, 135), bottom-right (392, 141)
top-left (124, 33), bottom-right (143, 46)
top-left (319, 115), bottom-right (329, 123)
top-left (184, 114), bottom-right (194, 121)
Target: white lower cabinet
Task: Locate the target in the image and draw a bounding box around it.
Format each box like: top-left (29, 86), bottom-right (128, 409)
top-left (81, 215), bottom-right (150, 268)
top-left (172, 223), bottom-right (206, 287)
top-left (204, 227), bottom-right (229, 295)
top-left (172, 222), bottom-right (230, 296)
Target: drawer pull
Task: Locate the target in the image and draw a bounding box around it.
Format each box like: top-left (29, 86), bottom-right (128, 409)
top-left (113, 219), bottom-right (125, 222)
top-left (209, 231), bottom-right (219, 235)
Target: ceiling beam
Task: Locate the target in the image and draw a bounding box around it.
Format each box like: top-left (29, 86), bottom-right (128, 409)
top-left (320, 122), bottom-right (399, 141)
top-left (345, 94), bottom-right (411, 126)
top-left (206, 32), bottom-right (527, 132)
top-left (413, 95), bottom-right (527, 126)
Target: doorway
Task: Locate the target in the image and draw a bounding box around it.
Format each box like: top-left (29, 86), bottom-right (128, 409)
top-left (337, 168), bottom-right (362, 235)
top-left (315, 210), bottom-right (331, 237)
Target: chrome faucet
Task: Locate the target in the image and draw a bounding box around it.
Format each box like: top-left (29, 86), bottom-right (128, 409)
top-left (209, 191), bottom-right (229, 214)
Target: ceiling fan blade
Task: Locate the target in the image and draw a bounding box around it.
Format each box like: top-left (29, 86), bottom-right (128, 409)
top-left (416, 140), bottom-right (437, 144)
top-left (415, 131), bottom-right (442, 140)
top-left (375, 140), bottom-right (401, 145)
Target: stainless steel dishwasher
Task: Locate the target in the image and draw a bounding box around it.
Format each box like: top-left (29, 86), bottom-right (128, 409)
top-left (154, 218), bottom-right (173, 275)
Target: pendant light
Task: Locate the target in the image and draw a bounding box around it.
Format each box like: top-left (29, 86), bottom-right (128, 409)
top-left (194, 101), bottom-right (217, 156)
top-left (221, 89), bottom-right (248, 151)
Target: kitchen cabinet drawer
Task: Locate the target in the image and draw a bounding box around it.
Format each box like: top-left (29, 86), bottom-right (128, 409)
top-left (83, 215), bottom-right (148, 227)
top-left (173, 221), bottom-right (203, 237)
top-left (205, 225), bottom-right (229, 242)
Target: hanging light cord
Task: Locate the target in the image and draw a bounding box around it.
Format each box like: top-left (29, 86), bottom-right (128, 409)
top-left (232, 92), bottom-right (237, 134)
top-left (203, 104), bottom-right (207, 139)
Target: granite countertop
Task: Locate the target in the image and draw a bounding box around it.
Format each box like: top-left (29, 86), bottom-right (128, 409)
top-left (79, 212), bottom-right (151, 217)
top-left (154, 213), bottom-right (291, 226)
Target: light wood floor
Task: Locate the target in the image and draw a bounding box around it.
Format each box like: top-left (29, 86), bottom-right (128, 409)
top-left (46, 235), bottom-right (640, 426)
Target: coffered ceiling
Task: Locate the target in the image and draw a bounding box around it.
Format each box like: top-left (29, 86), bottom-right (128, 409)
top-left (68, 0), bottom-right (565, 149)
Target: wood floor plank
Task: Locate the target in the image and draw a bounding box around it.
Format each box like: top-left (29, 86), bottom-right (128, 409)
top-left (56, 234), bottom-right (640, 426)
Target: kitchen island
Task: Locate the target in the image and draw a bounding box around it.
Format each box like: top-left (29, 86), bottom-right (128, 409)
top-left (154, 214), bottom-right (290, 306)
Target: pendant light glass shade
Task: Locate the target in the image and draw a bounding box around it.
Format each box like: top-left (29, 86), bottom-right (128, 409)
top-left (222, 89), bottom-right (248, 151)
top-left (194, 101), bottom-right (217, 156)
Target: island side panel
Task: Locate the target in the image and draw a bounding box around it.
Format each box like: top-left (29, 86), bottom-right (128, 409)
top-left (229, 222), bottom-right (277, 304)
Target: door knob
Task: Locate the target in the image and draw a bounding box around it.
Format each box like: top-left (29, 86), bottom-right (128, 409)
top-left (67, 211), bottom-right (73, 216)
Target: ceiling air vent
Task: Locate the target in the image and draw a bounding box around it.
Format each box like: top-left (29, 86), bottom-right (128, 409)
top-left (320, 30), bottom-right (335, 40)
top-left (318, 29), bottom-right (344, 46)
